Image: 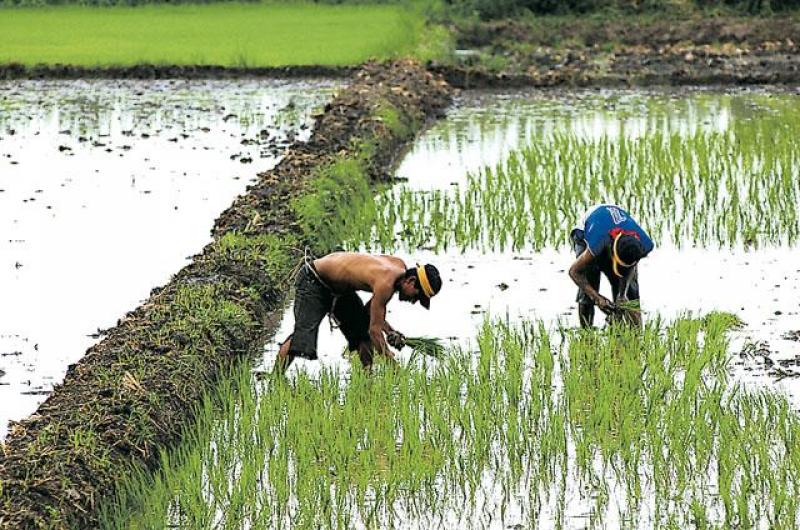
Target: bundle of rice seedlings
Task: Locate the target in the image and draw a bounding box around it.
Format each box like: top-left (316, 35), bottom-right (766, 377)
top-left (404, 336), bottom-right (446, 358)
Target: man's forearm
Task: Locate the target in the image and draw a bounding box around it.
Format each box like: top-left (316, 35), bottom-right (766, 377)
top-left (570, 270), bottom-right (601, 304)
top-left (619, 267), bottom-right (636, 300)
top-left (369, 327), bottom-right (391, 357)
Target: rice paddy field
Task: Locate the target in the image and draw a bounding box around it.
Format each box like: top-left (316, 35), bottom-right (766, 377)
top-left (89, 87), bottom-right (800, 528)
top-left (5, 81), bottom-right (800, 528)
top-left (0, 78), bottom-right (337, 435)
top-left (0, 3), bottom-right (444, 67)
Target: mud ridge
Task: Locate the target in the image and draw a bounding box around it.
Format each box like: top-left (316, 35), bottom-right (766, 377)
top-left (436, 15), bottom-right (800, 89)
top-left (0, 63), bottom-right (354, 80)
top-left (430, 58), bottom-right (800, 89)
top-left (0, 60), bottom-right (452, 529)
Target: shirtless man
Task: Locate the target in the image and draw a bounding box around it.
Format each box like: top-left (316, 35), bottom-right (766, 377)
top-left (275, 252), bottom-right (442, 372)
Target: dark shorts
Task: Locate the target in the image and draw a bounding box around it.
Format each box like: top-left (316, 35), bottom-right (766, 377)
top-left (570, 228), bottom-right (640, 306)
top-left (288, 265), bottom-right (371, 360)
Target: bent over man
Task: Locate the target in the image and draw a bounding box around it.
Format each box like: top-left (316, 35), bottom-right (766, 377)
top-left (569, 204), bottom-right (654, 328)
top-left (276, 252), bottom-right (442, 371)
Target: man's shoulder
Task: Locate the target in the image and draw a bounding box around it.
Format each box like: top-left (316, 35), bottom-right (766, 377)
top-left (376, 254), bottom-right (407, 272)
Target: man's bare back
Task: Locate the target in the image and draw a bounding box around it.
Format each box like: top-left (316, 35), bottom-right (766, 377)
top-left (275, 252), bottom-right (441, 373)
top-left (313, 252), bottom-right (407, 295)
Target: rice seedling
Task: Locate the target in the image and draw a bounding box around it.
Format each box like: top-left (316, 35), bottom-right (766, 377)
top-left (403, 335), bottom-right (447, 358)
top-left (346, 94), bottom-right (800, 253)
top-left (101, 312), bottom-right (800, 529)
top-left (0, 3), bottom-right (446, 67)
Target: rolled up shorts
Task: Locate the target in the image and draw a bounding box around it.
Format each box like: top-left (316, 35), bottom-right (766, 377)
top-left (288, 265), bottom-right (371, 360)
top-left (570, 228), bottom-right (640, 305)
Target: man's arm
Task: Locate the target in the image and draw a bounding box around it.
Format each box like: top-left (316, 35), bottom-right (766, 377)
top-left (365, 300), bottom-right (395, 333)
top-left (617, 266), bottom-right (642, 326)
top-left (365, 300), bottom-right (404, 348)
top-left (569, 250), bottom-right (615, 314)
top-left (368, 282), bottom-right (396, 360)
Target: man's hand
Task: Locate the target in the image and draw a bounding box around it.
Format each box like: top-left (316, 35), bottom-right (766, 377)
top-left (594, 295), bottom-right (616, 315)
top-left (386, 330), bottom-right (406, 349)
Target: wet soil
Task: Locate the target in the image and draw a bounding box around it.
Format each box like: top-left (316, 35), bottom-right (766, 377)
top-left (432, 15), bottom-right (800, 88)
top-left (0, 79), bottom-right (336, 440)
top-left (0, 61), bottom-right (452, 529)
top-left (0, 63), bottom-right (354, 81)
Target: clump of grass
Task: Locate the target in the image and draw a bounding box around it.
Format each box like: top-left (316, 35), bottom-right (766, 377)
top-left (101, 313), bottom-right (800, 529)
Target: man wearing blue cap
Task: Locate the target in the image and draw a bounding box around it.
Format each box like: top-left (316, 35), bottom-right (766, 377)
top-left (569, 204), bottom-right (654, 328)
top-left (275, 252), bottom-right (442, 372)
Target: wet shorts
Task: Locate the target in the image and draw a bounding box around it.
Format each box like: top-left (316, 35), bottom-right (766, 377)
top-left (570, 228), bottom-right (640, 306)
top-left (288, 265), bottom-right (371, 360)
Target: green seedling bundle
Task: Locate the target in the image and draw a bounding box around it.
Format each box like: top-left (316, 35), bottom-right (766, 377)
top-left (102, 314), bottom-right (800, 529)
top-left (404, 336), bottom-right (447, 358)
top-left (348, 97), bottom-right (800, 253)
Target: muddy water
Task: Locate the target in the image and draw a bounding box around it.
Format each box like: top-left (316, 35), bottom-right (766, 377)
top-left (251, 88), bottom-right (800, 529)
top-left (263, 89), bottom-right (800, 403)
top-left (0, 79), bottom-right (337, 438)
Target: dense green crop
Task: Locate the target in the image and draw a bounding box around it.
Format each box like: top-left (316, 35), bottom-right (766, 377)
top-left (0, 4), bottom-right (448, 66)
top-left (101, 313), bottom-right (800, 529)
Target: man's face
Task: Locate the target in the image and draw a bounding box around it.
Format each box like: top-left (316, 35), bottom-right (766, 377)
top-left (398, 277), bottom-right (420, 304)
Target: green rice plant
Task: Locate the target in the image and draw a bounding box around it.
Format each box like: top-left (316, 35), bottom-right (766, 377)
top-left (101, 313), bottom-right (800, 529)
top-left (0, 4), bottom-right (448, 67)
top-left (403, 335), bottom-right (446, 358)
top-left (345, 94), bottom-right (800, 253)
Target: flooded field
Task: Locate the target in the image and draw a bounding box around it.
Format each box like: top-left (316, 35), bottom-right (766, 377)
top-left (91, 87), bottom-right (800, 529)
top-left (0, 79), bottom-right (336, 437)
top-left (277, 88), bottom-right (800, 400)
top-left (12, 85), bottom-right (799, 529)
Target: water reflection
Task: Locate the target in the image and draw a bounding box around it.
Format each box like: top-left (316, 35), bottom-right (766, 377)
top-left (0, 78), bottom-right (337, 438)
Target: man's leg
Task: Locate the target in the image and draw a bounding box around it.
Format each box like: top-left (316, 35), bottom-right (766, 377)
top-left (332, 291), bottom-right (374, 369)
top-left (273, 267), bottom-right (330, 374)
top-left (357, 340), bottom-right (374, 370)
top-left (274, 335), bottom-right (295, 374)
top-left (622, 268), bottom-right (642, 327)
top-left (606, 266), bottom-right (642, 327)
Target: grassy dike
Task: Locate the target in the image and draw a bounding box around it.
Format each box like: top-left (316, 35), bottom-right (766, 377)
top-left (0, 60), bottom-right (452, 529)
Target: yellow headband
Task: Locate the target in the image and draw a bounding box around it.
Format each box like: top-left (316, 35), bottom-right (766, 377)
top-left (612, 233), bottom-right (634, 278)
top-left (416, 264), bottom-right (435, 298)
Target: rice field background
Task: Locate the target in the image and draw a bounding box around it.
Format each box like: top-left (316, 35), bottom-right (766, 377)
top-left (0, 3), bottom-right (446, 67)
top-left (0, 79), bottom-right (336, 438)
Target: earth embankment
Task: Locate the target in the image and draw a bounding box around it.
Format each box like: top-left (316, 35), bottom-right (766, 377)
top-left (0, 60), bottom-right (452, 529)
top-left (432, 15), bottom-right (800, 87)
